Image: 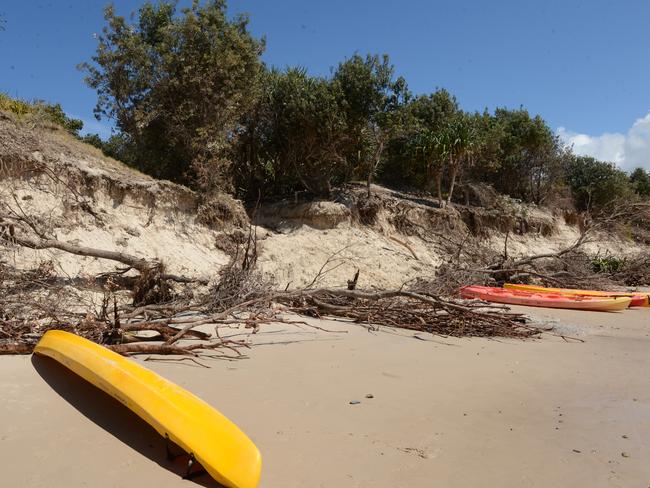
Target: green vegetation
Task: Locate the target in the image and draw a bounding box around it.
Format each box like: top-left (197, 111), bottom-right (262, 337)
top-left (591, 256), bottom-right (625, 274)
top-left (564, 157), bottom-right (632, 211)
top-left (79, 1), bottom-right (264, 187)
top-left (233, 55), bottom-right (407, 198)
top-left (75, 0), bottom-right (650, 210)
top-left (630, 167), bottom-right (650, 197)
top-left (0, 93), bottom-right (32, 117)
top-left (2, 1), bottom-right (648, 214)
top-left (0, 93), bottom-right (83, 136)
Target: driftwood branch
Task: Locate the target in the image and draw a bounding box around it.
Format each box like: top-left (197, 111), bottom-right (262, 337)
top-left (108, 341), bottom-right (244, 356)
top-left (4, 234), bottom-right (203, 284)
top-left (9, 234), bottom-right (151, 271)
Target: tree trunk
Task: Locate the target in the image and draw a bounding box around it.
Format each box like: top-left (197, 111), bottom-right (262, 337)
top-left (446, 159), bottom-right (459, 205)
top-left (367, 136), bottom-right (384, 198)
top-left (435, 170), bottom-right (444, 207)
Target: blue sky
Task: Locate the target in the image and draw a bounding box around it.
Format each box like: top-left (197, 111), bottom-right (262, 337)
top-left (1, 0), bottom-right (649, 168)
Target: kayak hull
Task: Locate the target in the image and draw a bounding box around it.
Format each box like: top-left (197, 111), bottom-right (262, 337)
top-left (461, 286), bottom-right (631, 311)
top-left (34, 330), bottom-right (261, 488)
top-left (504, 283), bottom-right (649, 307)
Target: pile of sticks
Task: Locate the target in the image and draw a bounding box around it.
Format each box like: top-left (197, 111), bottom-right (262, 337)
top-left (276, 288), bottom-right (535, 338)
top-left (0, 274), bottom-right (541, 356)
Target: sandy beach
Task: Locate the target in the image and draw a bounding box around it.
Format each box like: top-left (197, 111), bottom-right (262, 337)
top-left (1, 306), bottom-right (649, 487)
top-left (3, 1), bottom-right (650, 487)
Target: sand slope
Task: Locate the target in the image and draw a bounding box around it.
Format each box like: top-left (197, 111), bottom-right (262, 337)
top-left (1, 307), bottom-right (649, 487)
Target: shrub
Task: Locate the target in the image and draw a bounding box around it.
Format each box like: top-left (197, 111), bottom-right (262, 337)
top-left (0, 93), bottom-right (83, 136)
top-left (565, 156), bottom-right (633, 211)
top-left (591, 256), bottom-right (625, 274)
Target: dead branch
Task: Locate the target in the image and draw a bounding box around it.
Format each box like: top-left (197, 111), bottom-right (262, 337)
top-left (166, 297), bottom-right (270, 344)
top-left (121, 323), bottom-right (210, 341)
top-left (388, 235), bottom-right (419, 260)
top-left (8, 234), bottom-right (151, 271)
top-left (304, 245), bottom-right (354, 289)
top-left (108, 341), bottom-right (243, 356)
top-left (347, 269), bottom-right (360, 290)
top-left (5, 233), bottom-right (202, 286)
top-left (144, 356), bottom-right (211, 368)
top-left (509, 229), bottom-right (592, 268)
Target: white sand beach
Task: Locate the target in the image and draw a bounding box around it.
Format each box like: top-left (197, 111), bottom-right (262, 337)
top-left (1, 306), bottom-right (649, 487)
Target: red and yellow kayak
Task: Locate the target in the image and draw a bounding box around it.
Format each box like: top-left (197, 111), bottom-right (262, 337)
top-left (504, 283), bottom-right (649, 307)
top-left (461, 285), bottom-right (631, 311)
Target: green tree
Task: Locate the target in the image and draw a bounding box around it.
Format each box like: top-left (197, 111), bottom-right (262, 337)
top-left (380, 89), bottom-right (459, 201)
top-left (630, 167), bottom-right (650, 197)
top-left (233, 68), bottom-right (348, 198)
top-left (333, 54), bottom-right (409, 195)
top-left (443, 113), bottom-right (476, 205)
top-left (80, 0), bottom-right (264, 187)
top-left (80, 132), bottom-right (137, 165)
top-left (488, 108), bottom-right (560, 203)
top-left (408, 89), bottom-right (458, 128)
top-left (404, 128), bottom-right (446, 203)
top-left (38, 102), bottom-right (84, 136)
top-left (453, 110), bottom-right (503, 202)
top-left (565, 156), bottom-right (632, 210)
top-left (81, 133), bottom-right (104, 149)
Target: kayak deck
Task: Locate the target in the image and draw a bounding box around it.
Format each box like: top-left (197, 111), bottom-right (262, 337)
top-left (34, 330), bottom-right (261, 488)
top-left (461, 285), bottom-right (631, 311)
top-left (504, 283), bottom-right (649, 307)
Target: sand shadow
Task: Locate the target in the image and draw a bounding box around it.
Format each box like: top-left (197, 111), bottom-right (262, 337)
top-left (31, 354), bottom-right (223, 488)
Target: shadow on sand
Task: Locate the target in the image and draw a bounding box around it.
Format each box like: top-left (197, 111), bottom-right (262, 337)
top-left (31, 354), bottom-right (223, 488)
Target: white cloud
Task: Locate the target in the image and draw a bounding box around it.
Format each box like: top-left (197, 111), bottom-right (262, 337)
top-left (557, 113), bottom-right (650, 171)
top-left (69, 114), bottom-right (114, 139)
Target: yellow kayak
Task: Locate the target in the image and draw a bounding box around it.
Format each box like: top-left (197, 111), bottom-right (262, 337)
top-left (504, 283), bottom-right (649, 307)
top-left (34, 330), bottom-right (261, 488)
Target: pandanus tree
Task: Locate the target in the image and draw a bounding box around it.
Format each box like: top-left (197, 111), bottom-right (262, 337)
top-left (630, 167), bottom-right (650, 197)
top-left (400, 89), bottom-right (460, 205)
top-left (333, 54), bottom-right (409, 196)
top-left (407, 128), bottom-right (448, 206)
top-left (443, 114), bottom-right (473, 205)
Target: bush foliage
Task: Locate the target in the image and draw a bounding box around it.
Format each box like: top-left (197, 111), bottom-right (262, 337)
top-left (79, 0), bottom-right (264, 187)
top-left (0, 93), bottom-right (83, 136)
top-left (4, 1), bottom-right (648, 213)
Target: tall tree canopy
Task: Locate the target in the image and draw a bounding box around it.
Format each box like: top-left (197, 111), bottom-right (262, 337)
top-left (81, 0), bottom-right (264, 187)
top-left (232, 54), bottom-right (408, 199)
top-left (565, 156), bottom-right (632, 211)
top-left (234, 68), bottom-right (347, 198)
top-left (630, 167), bottom-right (650, 197)
top-left (77, 1), bottom-right (647, 211)
top-left (333, 54), bottom-right (409, 192)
